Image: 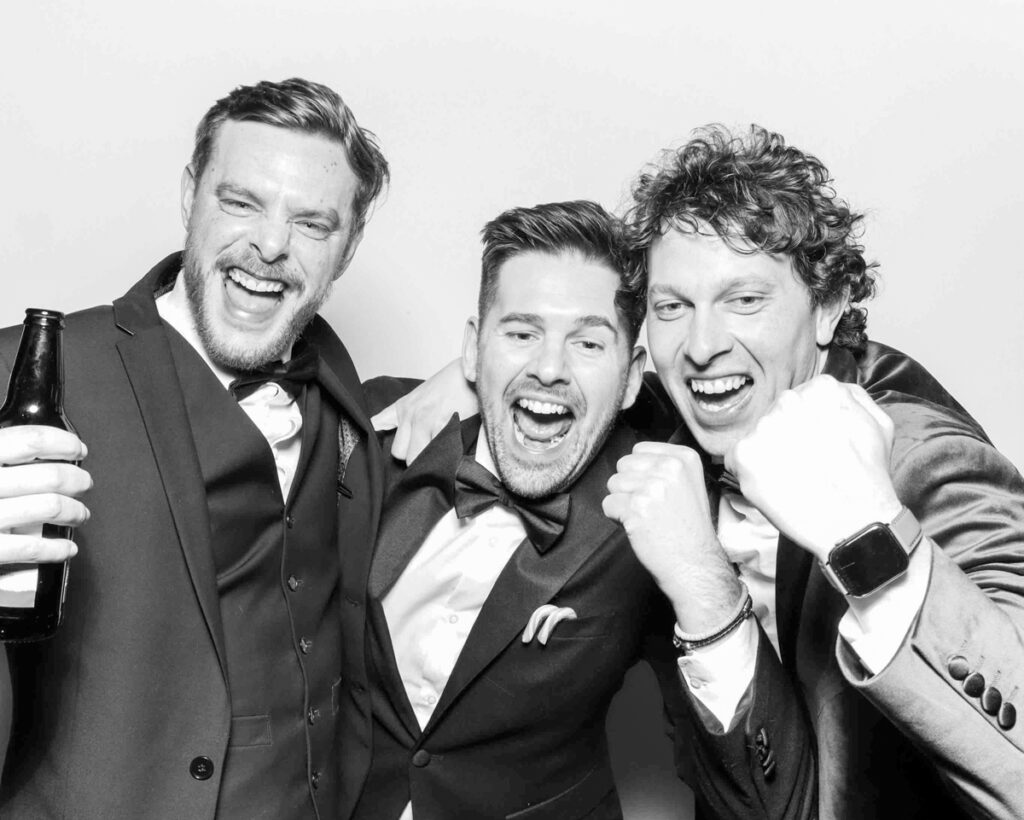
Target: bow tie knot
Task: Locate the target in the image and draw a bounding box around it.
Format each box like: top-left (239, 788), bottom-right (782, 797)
top-left (228, 346), bottom-right (319, 401)
top-left (453, 455), bottom-right (570, 553)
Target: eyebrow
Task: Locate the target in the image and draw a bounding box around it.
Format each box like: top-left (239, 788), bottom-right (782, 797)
top-left (498, 312), bottom-right (620, 338)
top-left (214, 183), bottom-right (340, 230)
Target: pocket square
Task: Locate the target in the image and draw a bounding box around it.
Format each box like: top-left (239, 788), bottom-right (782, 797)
top-left (522, 605), bottom-right (578, 645)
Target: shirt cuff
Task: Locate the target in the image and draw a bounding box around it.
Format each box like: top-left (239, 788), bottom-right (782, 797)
top-left (838, 535), bottom-right (933, 675)
top-left (676, 617), bottom-right (759, 731)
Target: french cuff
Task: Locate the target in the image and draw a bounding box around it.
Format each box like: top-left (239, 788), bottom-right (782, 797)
top-left (838, 535), bottom-right (933, 675)
top-left (676, 617), bottom-right (759, 731)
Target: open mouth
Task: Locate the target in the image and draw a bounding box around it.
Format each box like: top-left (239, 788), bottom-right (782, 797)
top-left (688, 375), bottom-right (752, 413)
top-left (226, 267), bottom-right (286, 297)
top-left (511, 397), bottom-right (575, 452)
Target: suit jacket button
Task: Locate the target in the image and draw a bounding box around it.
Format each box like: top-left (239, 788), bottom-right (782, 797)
top-left (189, 756), bottom-right (214, 780)
top-left (964, 672), bottom-right (985, 698)
top-left (999, 702), bottom-right (1017, 730)
top-left (412, 750), bottom-right (431, 767)
top-left (947, 655), bottom-right (970, 680)
top-left (981, 686), bottom-right (1003, 715)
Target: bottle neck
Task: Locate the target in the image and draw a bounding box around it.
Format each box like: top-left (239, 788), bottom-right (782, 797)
top-left (0, 318), bottom-right (65, 416)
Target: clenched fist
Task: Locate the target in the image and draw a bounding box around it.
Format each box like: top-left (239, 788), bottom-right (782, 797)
top-left (725, 375), bottom-right (903, 563)
top-left (604, 441), bottom-right (743, 632)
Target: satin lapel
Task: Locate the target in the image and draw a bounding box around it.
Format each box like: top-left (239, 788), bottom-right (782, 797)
top-left (422, 425), bottom-right (633, 736)
top-left (775, 534), bottom-right (813, 671)
top-left (315, 357), bottom-right (374, 442)
top-left (367, 415), bottom-right (465, 599)
top-left (112, 275), bottom-right (227, 685)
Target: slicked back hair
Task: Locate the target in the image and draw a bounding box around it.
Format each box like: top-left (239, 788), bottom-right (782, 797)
top-left (626, 125), bottom-right (876, 352)
top-left (479, 200), bottom-right (645, 346)
top-left (191, 77), bottom-right (389, 233)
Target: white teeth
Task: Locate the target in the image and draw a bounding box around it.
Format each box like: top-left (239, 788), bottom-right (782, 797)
top-left (689, 376), bottom-right (748, 395)
top-left (516, 398), bottom-right (569, 415)
top-left (513, 421), bottom-right (568, 451)
top-left (228, 268), bottom-right (285, 294)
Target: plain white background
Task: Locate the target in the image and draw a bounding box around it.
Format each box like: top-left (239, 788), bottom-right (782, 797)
top-left (2, 2), bottom-right (1022, 817)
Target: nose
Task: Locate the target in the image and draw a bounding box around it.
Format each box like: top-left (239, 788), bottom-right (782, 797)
top-left (251, 216), bottom-right (291, 264)
top-left (526, 338), bottom-right (570, 386)
top-left (684, 307), bottom-right (732, 367)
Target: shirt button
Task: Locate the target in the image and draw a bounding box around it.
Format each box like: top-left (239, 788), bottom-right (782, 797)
top-left (425, 694), bottom-right (437, 705)
top-left (299, 638), bottom-right (313, 654)
top-left (689, 679), bottom-right (703, 690)
top-left (308, 707), bottom-right (321, 725)
top-left (189, 756), bottom-right (214, 780)
top-left (448, 614), bottom-right (459, 624)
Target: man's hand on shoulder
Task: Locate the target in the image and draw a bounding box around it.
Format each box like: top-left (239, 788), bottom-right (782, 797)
top-left (0, 426), bottom-right (91, 564)
top-left (371, 358), bottom-right (479, 464)
top-left (726, 375), bottom-right (903, 562)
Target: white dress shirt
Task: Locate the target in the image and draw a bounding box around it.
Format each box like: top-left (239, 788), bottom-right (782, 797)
top-left (382, 434), bottom-right (527, 820)
top-left (155, 273), bottom-right (303, 498)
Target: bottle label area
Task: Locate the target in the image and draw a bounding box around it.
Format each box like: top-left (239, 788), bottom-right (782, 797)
top-left (0, 523), bottom-right (42, 608)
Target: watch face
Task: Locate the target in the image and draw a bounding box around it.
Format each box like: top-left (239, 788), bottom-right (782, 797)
top-left (829, 524), bottom-right (910, 597)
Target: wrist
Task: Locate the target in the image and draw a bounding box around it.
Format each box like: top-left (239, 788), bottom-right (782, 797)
top-left (673, 581), bottom-right (753, 655)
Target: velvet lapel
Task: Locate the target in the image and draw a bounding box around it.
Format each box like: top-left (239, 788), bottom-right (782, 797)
top-left (112, 253), bottom-right (228, 684)
top-left (422, 423), bottom-right (635, 737)
top-left (774, 347), bottom-right (860, 671)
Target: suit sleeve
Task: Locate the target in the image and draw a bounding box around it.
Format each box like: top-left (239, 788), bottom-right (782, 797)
top-left (834, 404), bottom-right (1024, 819)
top-left (648, 617), bottom-right (818, 820)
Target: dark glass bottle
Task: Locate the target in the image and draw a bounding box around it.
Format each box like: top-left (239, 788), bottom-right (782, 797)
top-left (0, 309), bottom-right (76, 641)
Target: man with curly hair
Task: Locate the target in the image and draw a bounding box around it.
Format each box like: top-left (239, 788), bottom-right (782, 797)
top-left (603, 125), bottom-right (1024, 818)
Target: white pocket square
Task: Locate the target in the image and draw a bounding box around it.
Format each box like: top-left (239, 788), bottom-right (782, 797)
top-left (522, 605), bottom-right (578, 645)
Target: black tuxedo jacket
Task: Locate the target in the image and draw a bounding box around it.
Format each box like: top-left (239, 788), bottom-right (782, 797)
top-left (357, 377), bottom-right (683, 820)
top-left (0, 253), bottom-right (383, 819)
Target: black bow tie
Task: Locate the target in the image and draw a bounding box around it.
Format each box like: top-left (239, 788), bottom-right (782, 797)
top-left (453, 455), bottom-right (571, 553)
top-left (228, 346), bottom-right (319, 401)
top-left (705, 461), bottom-right (741, 494)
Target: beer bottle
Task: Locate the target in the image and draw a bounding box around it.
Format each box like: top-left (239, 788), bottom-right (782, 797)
top-left (0, 309), bottom-right (76, 641)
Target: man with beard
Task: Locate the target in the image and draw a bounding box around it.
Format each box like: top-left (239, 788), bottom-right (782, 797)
top-left (353, 200), bottom-right (683, 820)
top-left (603, 125), bottom-right (1024, 818)
top-left (0, 78), bottom-right (388, 819)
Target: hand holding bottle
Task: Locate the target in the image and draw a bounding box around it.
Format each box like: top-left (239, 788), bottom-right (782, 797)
top-left (0, 425), bottom-right (91, 565)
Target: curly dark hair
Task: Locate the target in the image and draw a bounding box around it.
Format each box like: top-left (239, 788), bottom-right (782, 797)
top-left (479, 200), bottom-right (645, 346)
top-left (625, 124), bottom-right (877, 352)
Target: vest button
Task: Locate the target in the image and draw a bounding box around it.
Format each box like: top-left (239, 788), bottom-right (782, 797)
top-left (311, 770), bottom-right (321, 790)
top-left (308, 707), bottom-right (321, 725)
top-left (286, 514), bottom-right (295, 529)
top-left (189, 756), bottom-right (214, 780)
top-left (287, 575), bottom-right (300, 591)
top-left (299, 637), bottom-right (313, 654)
top-left (412, 750), bottom-right (431, 767)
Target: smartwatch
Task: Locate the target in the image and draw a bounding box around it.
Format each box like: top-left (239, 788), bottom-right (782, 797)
top-left (821, 507), bottom-right (923, 597)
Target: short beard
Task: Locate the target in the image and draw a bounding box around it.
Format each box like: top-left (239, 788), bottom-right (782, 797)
top-left (181, 239), bottom-right (333, 371)
top-left (481, 375), bottom-right (627, 499)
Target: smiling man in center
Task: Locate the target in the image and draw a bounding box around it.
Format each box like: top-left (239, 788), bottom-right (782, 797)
top-left (354, 200), bottom-right (684, 820)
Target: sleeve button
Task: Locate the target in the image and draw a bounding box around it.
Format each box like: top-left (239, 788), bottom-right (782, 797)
top-left (963, 672), bottom-right (985, 698)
